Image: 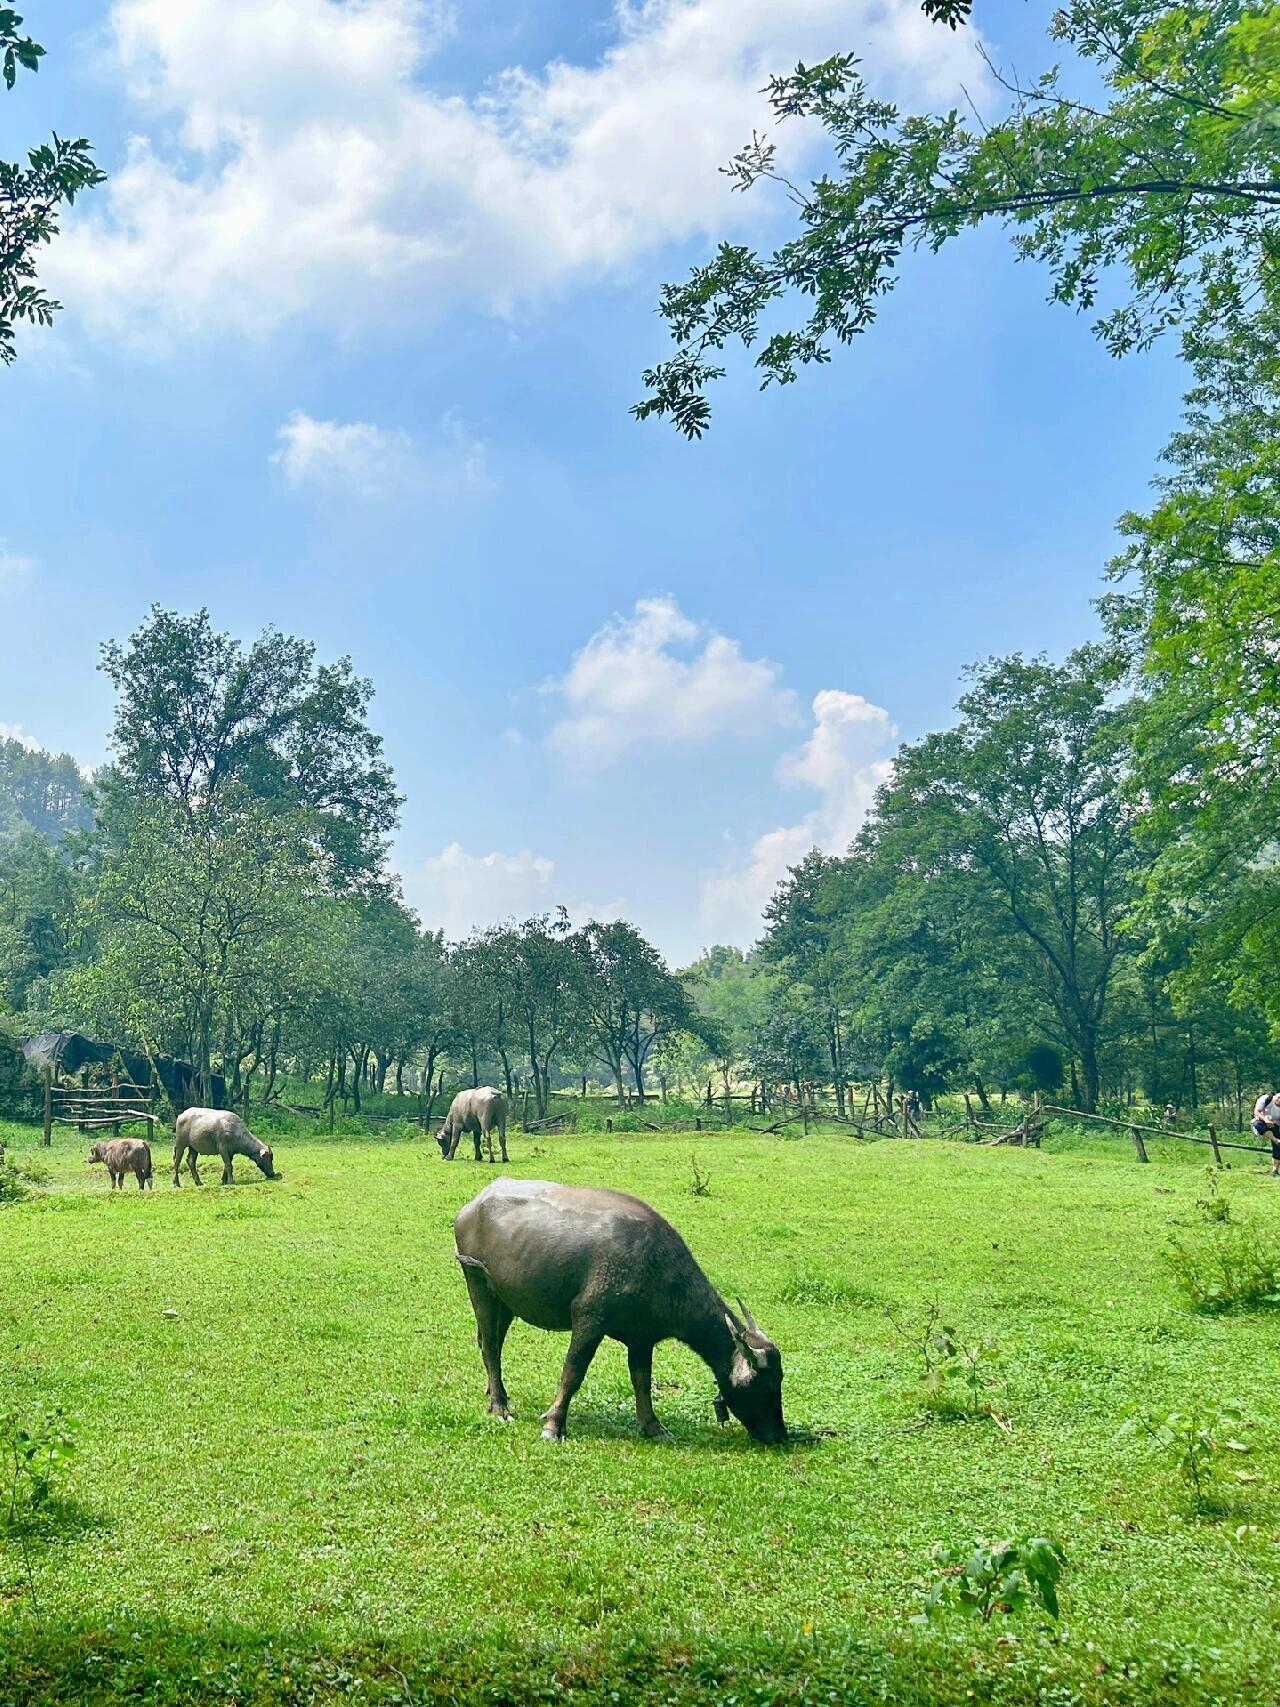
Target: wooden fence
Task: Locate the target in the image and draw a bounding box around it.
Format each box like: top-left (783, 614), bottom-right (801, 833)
top-left (42, 1070), bottom-right (160, 1146)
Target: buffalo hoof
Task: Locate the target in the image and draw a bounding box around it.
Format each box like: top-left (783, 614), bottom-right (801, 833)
top-left (540, 1416), bottom-right (566, 1442)
top-left (639, 1420), bottom-right (672, 1441)
top-left (488, 1403), bottom-right (515, 1422)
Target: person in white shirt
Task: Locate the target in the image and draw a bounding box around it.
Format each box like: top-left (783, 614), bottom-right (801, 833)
top-left (1251, 1092), bottom-right (1280, 1176)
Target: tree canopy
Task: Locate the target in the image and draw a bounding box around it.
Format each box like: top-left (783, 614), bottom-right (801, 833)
top-left (636, 0), bottom-right (1280, 437)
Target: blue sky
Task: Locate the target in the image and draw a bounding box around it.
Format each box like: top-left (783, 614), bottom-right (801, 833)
top-left (0, 0), bottom-right (1183, 965)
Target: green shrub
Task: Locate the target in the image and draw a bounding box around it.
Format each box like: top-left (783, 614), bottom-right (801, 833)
top-left (1120, 1400), bottom-right (1253, 1512)
top-left (0, 1151), bottom-right (45, 1205)
top-left (0, 1028), bottom-right (39, 1120)
top-left (888, 1301), bottom-right (1005, 1420)
top-left (914, 1535), bottom-right (1066, 1624)
top-left (1196, 1167), bottom-right (1231, 1223)
top-left (1166, 1225), bottom-right (1280, 1312)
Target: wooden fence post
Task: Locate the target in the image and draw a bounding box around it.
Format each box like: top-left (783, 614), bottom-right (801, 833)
top-left (1208, 1123), bottom-right (1223, 1167)
top-left (42, 1069), bottom-right (52, 1147)
top-left (1129, 1124), bottom-right (1149, 1164)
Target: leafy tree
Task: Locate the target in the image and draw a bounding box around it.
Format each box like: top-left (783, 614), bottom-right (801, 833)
top-left (0, 737), bottom-right (93, 842)
top-left (571, 920), bottom-right (699, 1103)
top-left (636, 1), bottom-right (1280, 435)
top-left (746, 994), bottom-right (828, 1104)
top-left (493, 912), bottom-right (584, 1118)
top-left (66, 798), bottom-right (317, 1100)
top-left (0, 831), bottom-right (82, 1010)
top-left (1103, 289), bottom-right (1280, 1036)
top-left (99, 608), bottom-right (401, 891)
top-left (762, 851), bottom-right (855, 1113)
top-left (2, 10), bottom-right (103, 365)
top-left (870, 648), bottom-right (1140, 1111)
top-left (446, 937), bottom-right (502, 1091)
top-left (682, 944), bottom-right (776, 1100)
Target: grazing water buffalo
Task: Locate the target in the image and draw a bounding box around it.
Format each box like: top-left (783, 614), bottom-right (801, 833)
top-left (437, 1087), bottom-right (509, 1163)
top-left (454, 1177), bottom-right (786, 1444)
top-left (172, 1108), bottom-right (279, 1186)
top-left (89, 1136), bottom-right (153, 1190)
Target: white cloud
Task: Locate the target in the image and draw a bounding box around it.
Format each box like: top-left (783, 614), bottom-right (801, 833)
top-left (0, 723), bottom-right (42, 751)
top-left (699, 687), bottom-right (896, 942)
top-left (0, 546), bottom-right (36, 585)
top-left (270, 409), bottom-right (488, 498)
top-left (404, 841), bottom-right (631, 941)
top-left (51, 0), bottom-right (986, 343)
top-left (548, 595), bottom-right (797, 771)
top-left (409, 841), bottom-right (557, 939)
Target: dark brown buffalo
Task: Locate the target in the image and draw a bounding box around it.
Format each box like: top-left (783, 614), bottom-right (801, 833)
top-left (454, 1177), bottom-right (785, 1443)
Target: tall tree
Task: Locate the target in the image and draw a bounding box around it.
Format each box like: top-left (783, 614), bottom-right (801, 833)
top-left (572, 920), bottom-right (698, 1103)
top-left (66, 799), bottom-right (317, 1098)
top-left (99, 608), bottom-right (401, 891)
top-left (2, 10), bottom-right (102, 365)
top-left (0, 830), bottom-right (83, 1010)
top-left (762, 851), bottom-right (855, 1114)
top-left (1106, 290), bottom-right (1280, 1027)
top-left (495, 912), bottom-right (583, 1119)
top-left (0, 736), bottom-right (93, 842)
top-left (871, 647), bottom-right (1141, 1111)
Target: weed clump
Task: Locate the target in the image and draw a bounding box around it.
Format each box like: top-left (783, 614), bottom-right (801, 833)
top-left (0, 1152), bottom-right (46, 1204)
top-left (1166, 1224), bottom-right (1280, 1312)
top-left (1120, 1400), bottom-right (1253, 1513)
top-left (915, 1535), bottom-right (1066, 1624)
top-left (887, 1301), bottom-right (1005, 1421)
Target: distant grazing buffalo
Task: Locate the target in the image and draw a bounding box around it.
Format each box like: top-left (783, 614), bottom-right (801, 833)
top-left (173, 1108), bottom-right (279, 1187)
top-left (454, 1177), bottom-right (787, 1444)
top-left (89, 1135), bottom-right (153, 1191)
top-left (437, 1087), bottom-right (509, 1163)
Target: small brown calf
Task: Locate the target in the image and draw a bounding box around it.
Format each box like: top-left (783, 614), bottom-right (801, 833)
top-left (88, 1136), bottom-right (154, 1191)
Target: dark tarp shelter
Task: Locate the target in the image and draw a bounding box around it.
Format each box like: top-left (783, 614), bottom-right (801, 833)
top-left (21, 1031), bottom-right (226, 1107)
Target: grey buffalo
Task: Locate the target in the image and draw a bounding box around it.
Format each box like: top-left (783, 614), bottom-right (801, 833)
top-left (454, 1177), bottom-right (786, 1444)
top-left (437, 1087), bottom-right (509, 1163)
top-left (172, 1108), bottom-right (279, 1186)
top-left (89, 1135), bottom-right (153, 1190)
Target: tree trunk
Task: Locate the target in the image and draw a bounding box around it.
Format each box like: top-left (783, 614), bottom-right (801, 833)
top-left (1187, 1023), bottom-right (1198, 1111)
top-left (1078, 1036), bottom-right (1100, 1115)
top-left (350, 1045), bottom-right (368, 1113)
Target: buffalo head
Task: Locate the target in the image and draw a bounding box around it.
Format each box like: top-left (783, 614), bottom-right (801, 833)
top-left (718, 1300), bottom-right (786, 1444)
top-left (436, 1128), bottom-right (454, 1160)
top-left (255, 1143), bottom-right (279, 1180)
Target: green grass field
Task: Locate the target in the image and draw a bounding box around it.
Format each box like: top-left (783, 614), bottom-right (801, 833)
top-left (1, 1119), bottom-right (1279, 1704)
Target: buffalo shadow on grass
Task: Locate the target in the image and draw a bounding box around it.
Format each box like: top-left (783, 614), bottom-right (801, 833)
top-left (462, 1400), bottom-right (830, 1451)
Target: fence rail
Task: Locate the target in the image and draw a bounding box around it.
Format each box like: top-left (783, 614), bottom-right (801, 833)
top-left (41, 1069), bottom-right (159, 1146)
